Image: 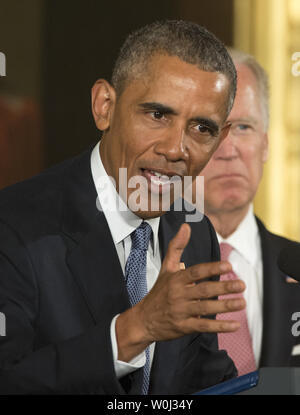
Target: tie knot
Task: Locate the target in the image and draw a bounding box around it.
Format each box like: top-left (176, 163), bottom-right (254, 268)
top-left (131, 222), bottom-right (152, 251)
top-left (220, 242), bottom-right (233, 261)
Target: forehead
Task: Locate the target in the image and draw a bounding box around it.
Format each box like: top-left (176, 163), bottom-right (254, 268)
top-left (120, 54), bottom-right (230, 120)
top-left (229, 63), bottom-right (262, 121)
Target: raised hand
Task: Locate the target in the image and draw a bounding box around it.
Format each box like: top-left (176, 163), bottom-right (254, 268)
top-left (116, 223), bottom-right (246, 362)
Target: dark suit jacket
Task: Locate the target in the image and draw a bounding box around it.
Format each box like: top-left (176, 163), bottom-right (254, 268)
top-left (0, 147), bottom-right (236, 394)
top-left (256, 218), bottom-right (300, 367)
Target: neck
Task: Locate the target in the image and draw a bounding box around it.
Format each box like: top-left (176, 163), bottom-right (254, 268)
top-left (206, 205), bottom-right (250, 239)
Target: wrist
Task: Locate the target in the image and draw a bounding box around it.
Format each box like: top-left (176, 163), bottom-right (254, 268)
top-left (115, 304), bottom-right (151, 362)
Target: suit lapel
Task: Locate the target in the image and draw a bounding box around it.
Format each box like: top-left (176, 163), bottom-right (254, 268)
top-left (256, 218), bottom-right (287, 366)
top-left (66, 215), bottom-right (130, 324)
top-left (61, 147), bottom-right (130, 325)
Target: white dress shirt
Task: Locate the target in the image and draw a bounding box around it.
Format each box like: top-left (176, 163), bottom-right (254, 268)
top-left (216, 206), bottom-right (263, 366)
top-left (90, 141), bottom-right (161, 379)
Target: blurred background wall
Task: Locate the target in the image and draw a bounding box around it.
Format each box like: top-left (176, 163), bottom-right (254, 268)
top-left (0, 0), bottom-right (299, 240)
top-left (0, 0), bottom-right (43, 188)
top-left (234, 0), bottom-right (300, 241)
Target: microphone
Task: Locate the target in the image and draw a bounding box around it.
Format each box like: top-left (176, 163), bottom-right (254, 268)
top-left (278, 243), bottom-right (300, 283)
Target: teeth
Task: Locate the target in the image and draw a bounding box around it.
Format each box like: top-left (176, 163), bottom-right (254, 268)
top-left (150, 170), bottom-right (170, 179)
top-left (151, 174), bottom-right (170, 185)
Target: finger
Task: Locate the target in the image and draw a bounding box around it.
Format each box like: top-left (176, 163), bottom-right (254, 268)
top-left (182, 261), bottom-right (233, 284)
top-left (186, 297), bottom-right (246, 317)
top-left (183, 317), bottom-right (241, 333)
top-left (185, 279), bottom-right (246, 300)
top-left (161, 223), bottom-right (191, 273)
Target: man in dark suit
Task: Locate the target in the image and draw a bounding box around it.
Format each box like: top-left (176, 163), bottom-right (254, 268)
top-left (0, 21), bottom-right (246, 394)
top-left (200, 48), bottom-right (300, 375)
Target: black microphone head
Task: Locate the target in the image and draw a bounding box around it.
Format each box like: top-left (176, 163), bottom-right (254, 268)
top-left (278, 243), bottom-right (300, 282)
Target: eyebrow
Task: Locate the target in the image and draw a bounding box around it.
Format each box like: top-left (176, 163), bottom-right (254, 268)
top-left (139, 102), bottom-right (220, 135)
top-left (229, 117), bottom-right (259, 126)
top-left (138, 102), bottom-right (178, 115)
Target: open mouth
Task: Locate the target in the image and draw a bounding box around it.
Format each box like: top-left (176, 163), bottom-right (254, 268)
top-left (142, 169), bottom-right (171, 185)
top-left (141, 168), bottom-right (182, 187)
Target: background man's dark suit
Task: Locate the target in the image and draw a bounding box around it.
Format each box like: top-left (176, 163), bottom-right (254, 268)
top-left (256, 218), bottom-right (300, 367)
top-left (0, 147), bottom-right (236, 394)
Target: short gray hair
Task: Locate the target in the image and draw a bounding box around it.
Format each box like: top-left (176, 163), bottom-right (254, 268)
top-left (111, 20), bottom-right (237, 118)
top-left (227, 48), bottom-right (270, 131)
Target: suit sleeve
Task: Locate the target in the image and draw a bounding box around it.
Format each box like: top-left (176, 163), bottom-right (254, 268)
top-left (0, 220), bottom-right (123, 394)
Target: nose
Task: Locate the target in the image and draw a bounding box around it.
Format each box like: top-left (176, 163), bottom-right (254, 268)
top-left (153, 125), bottom-right (188, 162)
top-left (214, 130), bottom-right (239, 160)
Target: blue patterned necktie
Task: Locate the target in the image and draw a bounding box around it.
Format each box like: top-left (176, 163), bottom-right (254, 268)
top-left (125, 221), bottom-right (152, 395)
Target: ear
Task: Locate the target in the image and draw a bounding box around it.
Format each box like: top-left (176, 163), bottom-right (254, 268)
top-left (262, 132), bottom-right (269, 163)
top-left (91, 79), bottom-right (116, 131)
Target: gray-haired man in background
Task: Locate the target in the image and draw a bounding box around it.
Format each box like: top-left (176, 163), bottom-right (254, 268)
top-left (201, 49), bottom-right (300, 375)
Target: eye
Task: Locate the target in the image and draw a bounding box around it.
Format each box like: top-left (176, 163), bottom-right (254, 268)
top-left (151, 111), bottom-right (164, 120)
top-left (193, 123), bottom-right (216, 137)
top-left (237, 124), bottom-right (251, 131)
top-left (197, 124), bottom-right (212, 134)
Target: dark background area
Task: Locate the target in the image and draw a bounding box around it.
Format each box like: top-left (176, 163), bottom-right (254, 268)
top-left (0, 0), bottom-right (234, 187)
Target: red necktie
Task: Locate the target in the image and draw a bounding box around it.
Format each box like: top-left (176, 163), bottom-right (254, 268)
top-left (217, 242), bottom-right (256, 376)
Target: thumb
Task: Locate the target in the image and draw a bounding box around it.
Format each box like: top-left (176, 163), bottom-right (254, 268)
top-left (161, 223), bottom-right (191, 273)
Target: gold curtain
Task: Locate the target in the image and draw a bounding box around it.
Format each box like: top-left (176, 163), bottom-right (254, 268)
top-left (234, 0), bottom-right (300, 241)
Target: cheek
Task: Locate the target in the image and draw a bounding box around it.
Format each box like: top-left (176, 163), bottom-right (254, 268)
top-left (122, 112), bottom-right (162, 149)
top-left (190, 145), bottom-right (219, 177)
top-left (241, 147), bottom-right (264, 183)
top-left (187, 130), bottom-right (220, 163)
top-left (113, 118), bottom-right (151, 165)
top-left (199, 158), bottom-right (218, 178)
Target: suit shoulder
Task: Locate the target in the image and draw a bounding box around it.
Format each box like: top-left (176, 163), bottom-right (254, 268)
top-left (256, 216), bottom-right (298, 250)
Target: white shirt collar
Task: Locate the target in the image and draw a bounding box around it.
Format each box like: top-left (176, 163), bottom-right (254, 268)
top-left (90, 141), bottom-right (160, 253)
top-left (217, 205), bottom-right (260, 269)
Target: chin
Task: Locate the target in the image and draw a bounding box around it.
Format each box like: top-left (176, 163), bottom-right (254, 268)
top-left (134, 209), bottom-right (165, 220)
top-left (127, 190), bottom-right (176, 219)
top-left (127, 197), bottom-right (166, 219)
top-left (221, 199), bottom-right (248, 211)
top-left (206, 193), bottom-right (250, 214)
